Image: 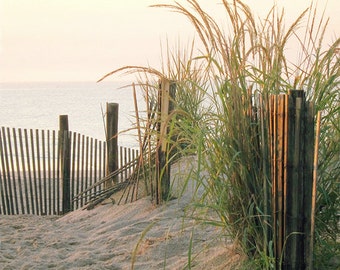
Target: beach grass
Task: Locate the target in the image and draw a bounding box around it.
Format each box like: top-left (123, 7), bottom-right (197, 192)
top-left (99, 0), bottom-right (339, 268)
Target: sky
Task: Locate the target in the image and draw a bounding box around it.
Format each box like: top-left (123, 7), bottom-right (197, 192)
top-left (0, 0), bottom-right (339, 83)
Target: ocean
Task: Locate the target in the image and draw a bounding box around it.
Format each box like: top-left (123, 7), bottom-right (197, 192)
top-left (0, 81), bottom-right (143, 148)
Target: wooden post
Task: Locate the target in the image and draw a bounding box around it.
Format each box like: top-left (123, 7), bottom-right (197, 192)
top-left (284, 91), bottom-right (302, 269)
top-left (269, 90), bottom-right (317, 269)
top-left (259, 94), bottom-right (271, 259)
top-left (59, 115), bottom-right (71, 214)
top-left (106, 103), bottom-right (119, 188)
top-left (155, 78), bottom-right (176, 204)
top-left (277, 95), bottom-right (285, 259)
top-left (304, 103), bottom-right (315, 270)
top-left (308, 111), bottom-right (321, 270)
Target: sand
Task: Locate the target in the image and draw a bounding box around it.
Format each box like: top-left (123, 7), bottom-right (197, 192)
top-left (0, 158), bottom-right (243, 270)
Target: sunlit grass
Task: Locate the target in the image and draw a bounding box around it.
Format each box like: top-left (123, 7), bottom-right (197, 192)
top-left (100, 0), bottom-right (339, 268)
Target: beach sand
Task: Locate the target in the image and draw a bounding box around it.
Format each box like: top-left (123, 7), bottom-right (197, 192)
top-left (0, 158), bottom-right (243, 270)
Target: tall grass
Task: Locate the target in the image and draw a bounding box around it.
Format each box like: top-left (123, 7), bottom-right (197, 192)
top-left (100, 0), bottom-right (339, 268)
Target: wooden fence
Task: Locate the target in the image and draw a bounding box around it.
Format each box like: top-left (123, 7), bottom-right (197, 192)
top-left (269, 90), bottom-right (319, 269)
top-left (0, 126), bottom-right (138, 215)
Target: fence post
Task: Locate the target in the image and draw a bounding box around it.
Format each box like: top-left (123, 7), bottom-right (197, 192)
top-left (155, 78), bottom-right (176, 204)
top-left (106, 103), bottom-right (119, 188)
top-left (59, 115), bottom-right (71, 214)
top-left (270, 90), bottom-right (317, 269)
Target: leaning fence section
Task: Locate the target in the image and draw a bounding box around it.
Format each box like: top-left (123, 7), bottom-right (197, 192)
top-left (68, 131), bottom-right (107, 211)
top-left (119, 146), bottom-right (139, 183)
top-left (72, 146), bottom-right (139, 208)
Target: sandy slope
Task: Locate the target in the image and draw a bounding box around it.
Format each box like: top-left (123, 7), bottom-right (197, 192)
top-left (0, 158), bottom-right (243, 270)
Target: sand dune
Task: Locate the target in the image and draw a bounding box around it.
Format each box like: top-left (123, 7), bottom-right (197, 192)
top-left (0, 158), bottom-right (242, 269)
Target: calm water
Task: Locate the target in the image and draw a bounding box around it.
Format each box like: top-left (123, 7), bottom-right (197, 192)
top-left (0, 81), bottom-right (143, 148)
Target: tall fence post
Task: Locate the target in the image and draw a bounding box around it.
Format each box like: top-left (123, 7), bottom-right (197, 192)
top-left (59, 115), bottom-right (71, 214)
top-left (270, 90), bottom-right (317, 269)
top-left (106, 103), bottom-right (119, 188)
top-left (155, 78), bottom-right (176, 204)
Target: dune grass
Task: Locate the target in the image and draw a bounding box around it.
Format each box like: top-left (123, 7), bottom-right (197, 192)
top-left (100, 0), bottom-right (339, 268)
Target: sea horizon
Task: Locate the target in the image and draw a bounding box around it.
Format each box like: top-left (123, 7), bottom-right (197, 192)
top-left (0, 80), bottom-right (142, 148)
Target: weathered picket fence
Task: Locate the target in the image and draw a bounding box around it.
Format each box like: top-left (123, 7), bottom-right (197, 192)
top-left (0, 105), bottom-right (139, 215)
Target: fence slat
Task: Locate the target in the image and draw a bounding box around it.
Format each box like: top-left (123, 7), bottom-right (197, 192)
top-left (35, 129), bottom-right (42, 215)
top-left (6, 127), bottom-right (17, 214)
top-left (102, 143), bottom-right (106, 193)
top-left (309, 110), bottom-right (321, 269)
top-left (124, 147), bottom-right (128, 180)
top-left (47, 130), bottom-right (54, 215)
top-left (94, 139), bottom-right (98, 196)
top-left (30, 129), bottom-right (38, 214)
top-left (42, 130), bottom-right (47, 215)
top-left (19, 129), bottom-right (33, 214)
top-left (85, 136), bottom-right (89, 203)
top-left (81, 134), bottom-right (85, 206)
top-left (0, 173), bottom-right (4, 214)
top-left (277, 96), bottom-right (285, 258)
top-left (56, 130), bottom-right (61, 215)
top-left (47, 130), bottom-right (51, 215)
top-left (71, 132), bottom-right (76, 210)
top-left (89, 137), bottom-right (94, 190)
top-left (0, 128), bottom-right (9, 214)
top-left (304, 103), bottom-right (315, 269)
top-left (52, 130), bottom-right (56, 215)
top-left (51, 130), bottom-right (55, 215)
top-left (12, 128), bottom-right (24, 214)
top-left (270, 96), bottom-right (278, 261)
top-left (98, 141), bottom-right (103, 183)
top-left (24, 129), bottom-right (34, 214)
top-left (286, 96), bottom-right (303, 268)
top-left (0, 130), bottom-right (4, 214)
top-left (75, 133), bottom-right (81, 209)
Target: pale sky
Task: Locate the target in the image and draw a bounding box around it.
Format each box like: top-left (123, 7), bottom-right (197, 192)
top-left (0, 0), bottom-right (338, 83)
